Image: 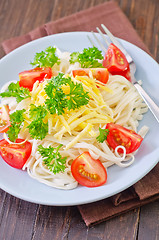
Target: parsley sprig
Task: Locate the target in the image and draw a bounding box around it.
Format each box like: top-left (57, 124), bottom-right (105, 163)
top-left (27, 105), bottom-right (48, 140)
top-left (7, 109), bottom-right (26, 142)
top-left (31, 46), bottom-right (60, 68)
top-left (96, 127), bottom-right (109, 143)
top-left (45, 73), bottom-right (90, 115)
top-left (38, 144), bottom-right (67, 174)
top-left (70, 46), bottom-right (104, 68)
top-left (0, 82), bottom-right (30, 103)
top-left (3, 73), bottom-right (89, 141)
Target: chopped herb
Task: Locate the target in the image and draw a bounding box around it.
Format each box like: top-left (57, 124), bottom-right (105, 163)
top-left (38, 144), bottom-right (67, 174)
top-left (45, 74), bottom-right (67, 115)
top-left (66, 78), bottom-right (89, 110)
top-left (7, 109), bottom-right (26, 142)
top-left (96, 127), bottom-right (109, 143)
top-left (0, 82), bottom-right (30, 103)
top-left (31, 46), bottom-right (60, 68)
top-left (70, 46), bottom-right (104, 68)
top-left (27, 105), bottom-right (48, 140)
top-left (69, 52), bottom-right (79, 63)
top-left (29, 104), bottom-right (47, 120)
top-left (27, 120), bottom-right (48, 140)
top-left (45, 73), bottom-right (89, 115)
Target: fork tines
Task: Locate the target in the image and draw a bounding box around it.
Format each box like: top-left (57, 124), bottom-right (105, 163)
top-left (90, 24), bottom-right (133, 63)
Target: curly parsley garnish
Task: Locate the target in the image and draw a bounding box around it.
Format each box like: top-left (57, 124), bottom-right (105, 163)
top-left (31, 46), bottom-right (60, 68)
top-left (45, 73), bottom-right (90, 115)
top-left (0, 82), bottom-right (30, 103)
top-left (7, 109), bottom-right (26, 142)
top-left (38, 144), bottom-right (67, 174)
top-left (96, 127), bottom-right (109, 143)
top-left (69, 46), bottom-right (104, 68)
top-left (27, 105), bottom-right (48, 140)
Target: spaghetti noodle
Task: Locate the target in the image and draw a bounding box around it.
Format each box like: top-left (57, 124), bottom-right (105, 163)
top-left (0, 48), bottom-right (148, 190)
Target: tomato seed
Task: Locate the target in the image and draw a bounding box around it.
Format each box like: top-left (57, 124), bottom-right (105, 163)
top-left (78, 166), bottom-right (99, 180)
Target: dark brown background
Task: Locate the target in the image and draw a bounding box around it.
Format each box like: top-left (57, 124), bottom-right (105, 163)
top-left (0, 0), bottom-right (159, 239)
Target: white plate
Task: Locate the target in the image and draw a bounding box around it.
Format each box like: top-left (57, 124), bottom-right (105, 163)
top-left (0, 32), bottom-right (159, 206)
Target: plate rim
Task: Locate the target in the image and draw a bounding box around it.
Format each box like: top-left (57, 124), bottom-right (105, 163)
top-left (0, 31), bottom-right (159, 206)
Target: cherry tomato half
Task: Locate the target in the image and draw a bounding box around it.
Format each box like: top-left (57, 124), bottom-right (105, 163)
top-left (0, 139), bottom-right (32, 169)
top-left (106, 123), bottom-right (143, 154)
top-left (72, 68), bottom-right (109, 84)
top-left (103, 43), bottom-right (131, 81)
top-left (19, 67), bottom-right (53, 91)
top-left (71, 152), bottom-right (107, 187)
top-left (0, 105), bottom-right (10, 133)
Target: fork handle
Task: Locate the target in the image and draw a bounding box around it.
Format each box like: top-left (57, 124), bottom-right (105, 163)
top-left (134, 82), bottom-right (159, 123)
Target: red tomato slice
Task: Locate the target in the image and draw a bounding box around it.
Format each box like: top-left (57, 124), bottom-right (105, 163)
top-left (0, 105), bottom-right (10, 133)
top-left (19, 67), bottom-right (53, 91)
top-left (103, 43), bottom-right (131, 81)
top-left (72, 68), bottom-right (109, 84)
top-left (121, 65), bottom-right (131, 81)
top-left (0, 139), bottom-right (32, 169)
top-left (71, 152), bottom-right (107, 187)
top-left (106, 123), bottom-right (143, 154)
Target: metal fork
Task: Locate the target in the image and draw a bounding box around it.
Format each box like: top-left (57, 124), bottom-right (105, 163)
top-left (89, 24), bottom-right (159, 123)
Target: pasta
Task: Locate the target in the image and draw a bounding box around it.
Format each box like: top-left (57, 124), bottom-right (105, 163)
top-left (0, 47), bottom-right (148, 190)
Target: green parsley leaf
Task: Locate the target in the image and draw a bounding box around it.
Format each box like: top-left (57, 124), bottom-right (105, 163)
top-left (45, 73), bottom-right (89, 115)
top-left (0, 82), bottom-right (30, 103)
top-left (45, 74), bottom-right (67, 115)
top-left (31, 46), bottom-right (60, 68)
top-left (96, 127), bottom-right (109, 143)
top-left (38, 144), bottom-right (67, 174)
top-left (66, 78), bottom-right (90, 110)
top-left (27, 105), bottom-right (48, 140)
top-left (27, 120), bottom-right (48, 140)
top-left (70, 46), bottom-right (104, 68)
top-left (69, 52), bottom-right (79, 63)
top-left (45, 89), bottom-right (67, 115)
top-left (7, 109), bottom-right (26, 142)
top-left (29, 104), bottom-right (47, 120)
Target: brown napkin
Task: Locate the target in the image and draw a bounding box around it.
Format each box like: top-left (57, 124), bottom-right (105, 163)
top-left (79, 164), bottom-right (159, 226)
top-left (1, 1), bottom-right (159, 226)
top-left (2, 1), bottom-right (149, 54)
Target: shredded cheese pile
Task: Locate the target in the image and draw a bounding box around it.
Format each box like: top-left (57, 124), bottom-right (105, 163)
top-left (1, 48), bottom-right (148, 190)
top-left (21, 75), bottom-right (114, 152)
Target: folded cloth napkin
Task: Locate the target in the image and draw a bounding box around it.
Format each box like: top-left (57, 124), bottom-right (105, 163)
top-left (1, 0), bottom-right (159, 226)
top-left (2, 1), bottom-right (149, 54)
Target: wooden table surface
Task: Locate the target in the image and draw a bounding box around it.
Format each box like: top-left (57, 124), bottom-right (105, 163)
top-left (0, 0), bottom-right (159, 239)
